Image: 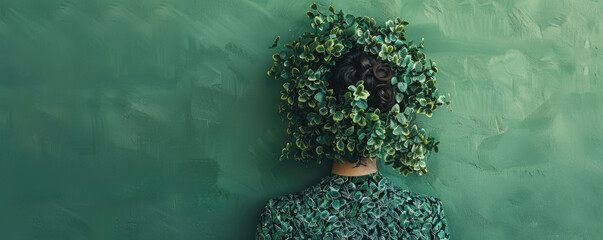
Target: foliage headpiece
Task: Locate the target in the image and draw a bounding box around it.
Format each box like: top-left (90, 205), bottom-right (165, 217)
top-left (268, 3), bottom-right (450, 176)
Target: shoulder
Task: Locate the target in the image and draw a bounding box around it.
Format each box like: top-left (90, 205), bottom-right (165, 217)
top-left (387, 186), bottom-right (450, 238)
top-left (263, 176), bottom-right (328, 211)
top-left (261, 182), bottom-right (323, 214)
top-left (262, 192), bottom-right (304, 213)
top-left (257, 181), bottom-right (326, 226)
top-left (389, 185), bottom-right (446, 216)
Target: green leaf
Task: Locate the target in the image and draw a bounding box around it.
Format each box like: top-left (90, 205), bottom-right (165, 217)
top-left (400, 127), bottom-right (410, 136)
top-left (353, 113), bottom-right (361, 123)
top-left (333, 43), bottom-right (344, 52)
top-left (359, 89), bottom-right (369, 98)
top-left (345, 126), bottom-right (354, 136)
top-left (346, 141), bottom-right (355, 151)
top-left (336, 139), bottom-right (345, 151)
top-left (391, 103), bottom-right (400, 114)
top-left (358, 117), bottom-right (366, 126)
top-left (356, 82), bottom-right (364, 91)
top-left (392, 54), bottom-right (399, 64)
top-left (314, 16), bottom-right (323, 25)
top-left (437, 95), bottom-right (447, 105)
top-left (395, 92), bottom-right (404, 103)
top-left (397, 82), bottom-right (407, 92)
top-left (333, 111), bottom-right (344, 121)
top-left (316, 146), bottom-right (324, 154)
top-left (395, 113), bottom-right (407, 124)
top-left (319, 107), bottom-right (329, 115)
top-left (358, 132), bottom-right (366, 140)
top-left (345, 15), bottom-right (355, 26)
top-left (344, 92), bottom-right (352, 101)
top-left (356, 100), bottom-right (368, 110)
top-left (316, 135), bottom-right (329, 145)
top-left (394, 39), bottom-right (404, 48)
top-left (306, 112), bottom-right (319, 124)
top-left (367, 113), bottom-right (379, 121)
top-left (314, 91), bottom-right (325, 102)
top-left (316, 44), bottom-right (325, 53)
top-left (269, 36), bottom-right (280, 48)
top-left (392, 125), bottom-right (403, 136)
top-left (395, 24), bottom-right (404, 32)
top-left (402, 55), bottom-right (411, 67)
top-left (418, 98), bottom-right (427, 106)
top-left (325, 39), bottom-right (334, 49)
top-left (298, 94), bottom-right (308, 102)
top-left (413, 74), bottom-right (426, 83)
top-left (385, 20), bottom-right (394, 28)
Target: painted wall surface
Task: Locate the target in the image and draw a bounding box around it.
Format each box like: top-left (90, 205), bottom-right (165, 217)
top-left (1, 0), bottom-right (602, 239)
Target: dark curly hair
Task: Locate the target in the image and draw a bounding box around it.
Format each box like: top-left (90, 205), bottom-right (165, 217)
top-left (328, 49), bottom-right (398, 113)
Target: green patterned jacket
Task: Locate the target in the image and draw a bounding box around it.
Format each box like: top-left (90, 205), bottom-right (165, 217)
top-left (256, 171), bottom-right (450, 239)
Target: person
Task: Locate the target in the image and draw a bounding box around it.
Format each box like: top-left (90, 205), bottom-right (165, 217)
top-left (256, 49), bottom-right (451, 239)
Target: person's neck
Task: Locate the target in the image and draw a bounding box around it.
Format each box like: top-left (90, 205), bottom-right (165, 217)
top-left (331, 157), bottom-right (378, 176)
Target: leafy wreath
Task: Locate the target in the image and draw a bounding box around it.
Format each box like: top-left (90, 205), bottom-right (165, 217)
top-left (267, 3), bottom-right (451, 176)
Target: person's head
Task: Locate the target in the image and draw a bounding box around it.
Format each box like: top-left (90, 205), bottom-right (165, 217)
top-left (328, 48), bottom-right (397, 113)
top-left (328, 48), bottom-right (399, 165)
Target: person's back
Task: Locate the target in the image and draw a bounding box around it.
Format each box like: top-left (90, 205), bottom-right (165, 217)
top-left (257, 47), bottom-right (451, 239)
top-left (256, 170), bottom-right (449, 239)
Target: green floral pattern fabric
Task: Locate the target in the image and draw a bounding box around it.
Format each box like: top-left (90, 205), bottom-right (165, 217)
top-left (256, 171), bottom-right (450, 239)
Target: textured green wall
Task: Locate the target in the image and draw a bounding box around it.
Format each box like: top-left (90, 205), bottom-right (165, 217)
top-left (1, 0), bottom-right (602, 239)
